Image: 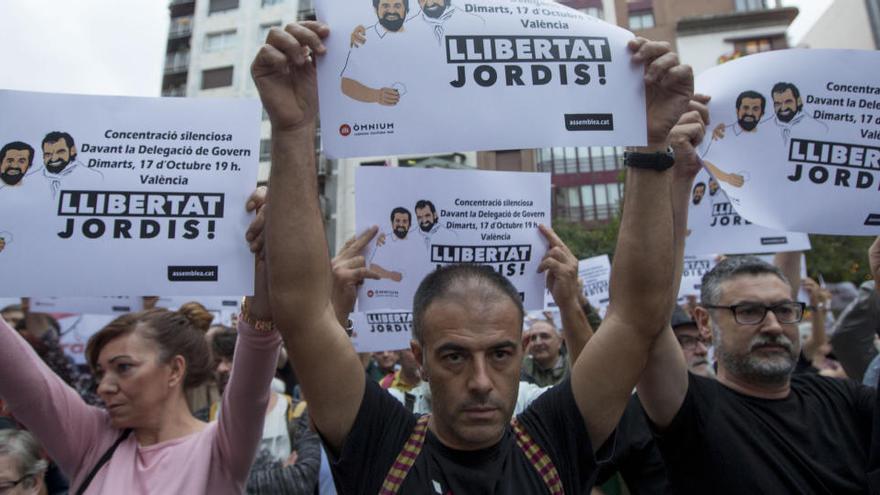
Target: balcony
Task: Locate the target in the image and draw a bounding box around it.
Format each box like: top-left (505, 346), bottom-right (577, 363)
top-left (164, 51), bottom-right (190, 74)
top-left (168, 17), bottom-right (193, 39)
top-left (169, 0), bottom-right (195, 17)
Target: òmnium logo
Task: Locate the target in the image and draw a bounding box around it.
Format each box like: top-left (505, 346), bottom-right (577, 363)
top-left (564, 113), bottom-right (614, 131)
top-left (342, 121), bottom-right (395, 137)
top-left (367, 290), bottom-right (375, 297)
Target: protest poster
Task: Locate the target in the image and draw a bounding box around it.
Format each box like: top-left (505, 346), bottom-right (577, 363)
top-left (355, 167), bottom-right (550, 312)
top-left (695, 49), bottom-right (880, 235)
top-left (525, 309), bottom-right (562, 331)
top-left (544, 255), bottom-right (610, 316)
top-left (58, 313), bottom-right (116, 365)
top-left (31, 296), bottom-right (143, 315)
top-left (684, 168), bottom-right (811, 255)
top-left (155, 296), bottom-right (241, 326)
top-left (349, 310), bottom-right (413, 353)
top-left (315, 0), bottom-right (646, 158)
top-left (0, 90), bottom-right (260, 297)
top-left (677, 254), bottom-right (718, 303)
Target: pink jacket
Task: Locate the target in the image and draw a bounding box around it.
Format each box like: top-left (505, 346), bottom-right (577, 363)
top-left (0, 318), bottom-right (281, 494)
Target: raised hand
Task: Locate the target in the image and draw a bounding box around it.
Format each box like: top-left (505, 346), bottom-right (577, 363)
top-left (331, 227), bottom-right (381, 324)
top-left (537, 224), bottom-right (580, 307)
top-left (670, 94), bottom-right (711, 182)
top-left (252, 21), bottom-right (329, 132)
top-left (628, 38), bottom-right (694, 148)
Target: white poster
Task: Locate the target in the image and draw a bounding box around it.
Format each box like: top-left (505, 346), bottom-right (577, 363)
top-left (355, 167), bottom-right (550, 312)
top-left (58, 313), bottom-right (116, 365)
top-left (155, 296), bottom-right (241, 326)
top-left (0, 90), bottom-right (260, 297)
top-left (677, 254), bottom-right (718, 302)
top-left (684, 168), bottom-right (811, 255)
top-left (315, 0), bottom-right (646, 158)
top-left (31, 297), bottom-right (143, 315)
top-left (579, 255), bottom-right (611, 317)
top-left (350, 310), bottom-right (413, 353)
top-left (696, 49), bottom-right (880, 235)
top-left (544, 255), bottom-right (610, 317)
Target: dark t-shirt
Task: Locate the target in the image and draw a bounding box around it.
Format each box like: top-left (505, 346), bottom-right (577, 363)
top-left (328, 376), bottom-right (596, 494)
top-left (596, 395), bottom-right (670, 494)
top-left (653, 373), bottom-right (875, 494)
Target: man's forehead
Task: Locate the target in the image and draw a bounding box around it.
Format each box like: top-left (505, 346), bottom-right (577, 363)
top-left (718, 273), bottom-right (790, 302)
top-left (43, 139), bottom-right (68, 150)
top-left (4, 149), bottom-right (30, 159)
top-left (773, 89), bottom-right (795, 100)
top-left (422, 291), bottom-right (522, 343)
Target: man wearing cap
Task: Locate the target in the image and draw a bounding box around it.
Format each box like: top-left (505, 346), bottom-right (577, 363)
top-left (670, 306), bottom-right (713, 378)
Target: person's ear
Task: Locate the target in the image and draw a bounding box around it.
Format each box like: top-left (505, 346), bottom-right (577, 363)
top-left (168, 355), bottom-right (187, 389)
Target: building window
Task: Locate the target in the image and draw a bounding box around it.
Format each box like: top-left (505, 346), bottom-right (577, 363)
top-left (201, 66), bottom-right (234, 89)
top-left (262, 0), bottom-right (284, 6)
top-left (578, 7), bottom-right (603, 20)
top-left (734, 37), bottom-right (773, 54)
top-left (629, 11), bottom-right (655, 30)
top-left (580, 185), bottom-right (595, 221)
top-left (169, 16), bottom-right (193, 38)
top-left (165, 50), bottom-right (190, 73)
top-left (259, 22), bottom-right (283, 42)
top-left (208, 0), bottom-right (239, 14)
top-left (735, 0), bottom-right (777, 12)
top-left (260, 139), bottom-right (272, 162)
top-left (204, 30), bottom-right (237, 52)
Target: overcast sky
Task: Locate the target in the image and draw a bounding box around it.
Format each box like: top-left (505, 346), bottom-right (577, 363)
top-left (0, 0), bottom-right (838, 97)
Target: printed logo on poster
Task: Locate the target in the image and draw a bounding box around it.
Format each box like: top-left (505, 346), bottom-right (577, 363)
top-left (339, 124), bottom-right (352, 137)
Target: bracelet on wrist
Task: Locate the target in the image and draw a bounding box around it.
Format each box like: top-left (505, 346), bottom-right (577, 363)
top-left (240, 297), bottom-right (275, 333)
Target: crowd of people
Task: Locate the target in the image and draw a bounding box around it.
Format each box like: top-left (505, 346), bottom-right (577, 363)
top-left (2, 18), bottom-right (880, 495)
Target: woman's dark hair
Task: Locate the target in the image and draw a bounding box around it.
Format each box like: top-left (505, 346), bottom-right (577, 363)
top-left (86, 308), bottom-right (213, 389)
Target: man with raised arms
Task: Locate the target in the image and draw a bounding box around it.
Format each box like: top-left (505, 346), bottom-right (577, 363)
top-left (252, 20), bottom-right (692, 493)
top-left (636, 94), bottom-right (875, 493)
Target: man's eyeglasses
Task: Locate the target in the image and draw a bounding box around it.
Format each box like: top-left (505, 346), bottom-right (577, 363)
top-left (703, 302), bottom-right (805, 325)
top-left (0, 476), bottom-right (32, 494)
top-left (676, 335), bottom-right (712, 351)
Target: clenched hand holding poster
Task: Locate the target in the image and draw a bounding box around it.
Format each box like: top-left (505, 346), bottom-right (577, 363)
top-left (315, 0), bottom-right (646, 158)
top-left (355, 167), bottom-right (550, 312)
top-left (0, 90), bottom-right (260, 296)
top-left (696, 49), bottom-right (880, 235)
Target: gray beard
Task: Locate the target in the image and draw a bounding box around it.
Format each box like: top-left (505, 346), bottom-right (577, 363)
top-left (713, 323), bottom-right (796, 387)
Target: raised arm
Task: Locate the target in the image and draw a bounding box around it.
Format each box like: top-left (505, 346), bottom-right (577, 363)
top-left (216, 205), bottom-right (283, 484)
top-left (252, 21), bottom-right (366, 454)
top-left (0, 313), bottom-right (109, 479)
top-left (774, 251), bottom-right (802, 299)
top-left (570, 39), bottom-right (693, 448)
top-left (537, 225), bottom-right (593, 363)
top-left (637, 97), bottom-right (711, 428)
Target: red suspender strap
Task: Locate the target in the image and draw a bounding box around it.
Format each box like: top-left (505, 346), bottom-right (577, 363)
top-left (511, 418), bottom-right (565, 495)
top-left (380, 415), bottom-right (430, 495)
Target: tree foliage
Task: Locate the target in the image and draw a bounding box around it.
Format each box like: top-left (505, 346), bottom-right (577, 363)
top-left (552, 215), bottom-right (621, 261)
top-left (806, 235), bottom-right (875, 285)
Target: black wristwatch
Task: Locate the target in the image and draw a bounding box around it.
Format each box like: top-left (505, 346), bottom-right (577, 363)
top-left (623, 147), bottom-right (675, 171)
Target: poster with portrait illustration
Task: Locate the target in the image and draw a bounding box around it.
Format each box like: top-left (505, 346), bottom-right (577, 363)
top-left (696, 49), bottom-right (880, 235)
top-left (315, 0), bottom-right (646, 158)
top-left (685, 168), bottom-right (811, 255)
top-left (0, 90), bottom-right (260, 296)
top-left (355, 167), bottom-right (550, 312)
top-left (57, 313), bottom-right (117, 365)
